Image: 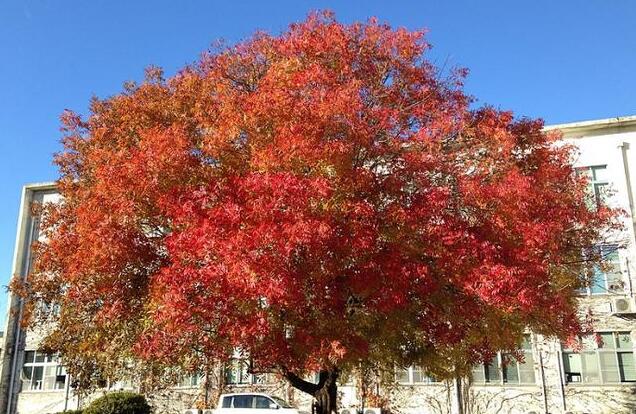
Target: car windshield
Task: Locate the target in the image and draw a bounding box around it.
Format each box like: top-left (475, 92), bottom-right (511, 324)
top-left (271, 396), bottom-right (293, 408)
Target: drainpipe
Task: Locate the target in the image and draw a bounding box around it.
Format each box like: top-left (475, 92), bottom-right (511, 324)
top-left (618, 142), bottom-right (636, 300)
top-left (618, 143), bottom-right (636, 243)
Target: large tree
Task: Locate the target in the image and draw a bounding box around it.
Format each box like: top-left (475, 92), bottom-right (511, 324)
top-left (21, 12), bottom-right (616, 413)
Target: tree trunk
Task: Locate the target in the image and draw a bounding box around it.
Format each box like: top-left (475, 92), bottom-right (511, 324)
top-left (284, 368), bottom-right (339, 414)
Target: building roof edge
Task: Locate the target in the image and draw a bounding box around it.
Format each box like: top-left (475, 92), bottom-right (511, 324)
top-left (544, 115), bottom-right (636, 137)
top-left (23, 182), bottom-right (57, 192)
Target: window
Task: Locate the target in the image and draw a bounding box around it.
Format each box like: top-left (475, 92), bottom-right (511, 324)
top-left (562, 332), bottom-right (636, 384)
top-left (395, 366), bottom-right (437, 384)
top-left (270, 396), bottom-right (292, 408)
top-left (233, 395), bottom-right (254, 408)
top-left (222, 396), bottom-right (233, 408)
top-left (255, 396), bottom-right (274, 409)
top-left (579, 245), bottom-right (623, 295)
top-left (21, 351), bottom-right (67, 391)
top-left (579, 165), bottom-right (609, 209)
top-left (221, 395), bottom-right (287, 409)
top-left (178, 372), bottom-right (202, 388)
top-left (472, 335), bottom-right (536, 385)
top-left (225, 359), bottom-right (273, 385)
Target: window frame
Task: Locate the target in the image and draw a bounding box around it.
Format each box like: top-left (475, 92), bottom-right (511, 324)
top-left (561, 331), bottom-right (636, 385)
top-left (395, 366), bottom-right (439, 385)
top-left (174, 372), bottom-right (204, 389)
top-left (20, 350), bottom-right (67, 393)
top-left (578, 165), bottom-right (610, 209)
top-left (225, 359), bottom-right (274, 386)
top-left (578, 244), bottom-right (623, 296)
top-left (471, 335), bottom-right (536, 386)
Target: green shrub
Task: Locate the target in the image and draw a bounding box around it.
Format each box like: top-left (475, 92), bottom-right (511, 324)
top-left (83, 392), bottom-right (151, 414)
top-left (55, 410), bottom-right (83, 414)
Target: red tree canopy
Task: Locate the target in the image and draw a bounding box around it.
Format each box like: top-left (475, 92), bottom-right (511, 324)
top-left (25, 12), bottom-right (616, 388)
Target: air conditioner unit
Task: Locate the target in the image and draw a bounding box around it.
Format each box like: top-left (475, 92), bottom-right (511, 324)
top-left (362, 408), bottom-right (381, 414)
top-left (611, 297), bottom-right (636, 314)
top-left (202, 410), bottom-right (214, 414)
top-left (183, 409), bottom-right (201, 414)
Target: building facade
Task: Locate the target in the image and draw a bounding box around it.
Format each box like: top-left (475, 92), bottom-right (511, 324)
top-left (2, 116), bottom-right (636, 414)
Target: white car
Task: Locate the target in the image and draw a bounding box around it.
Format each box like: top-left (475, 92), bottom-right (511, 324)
top-left (216, 393), bottom-right (304, 414)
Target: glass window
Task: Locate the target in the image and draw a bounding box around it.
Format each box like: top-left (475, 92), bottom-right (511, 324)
top-left (618, 333), bottom-right (633, 349)
top-left (222, 397), bottom-right (232, 408)
top-left (473, 335), bottom-right (535, 385)
top-left (579, 165), bottom-right (609, 209)
top-left (225, 359), bottom-right (273, 385)
top-left (618, 353), bottom-right (636, 381)
top-left (178, 372), bottom-right (201, 388)
top-left (24, 351), bottom-right (35, 364)
top-left (582, 245), bottom-right (622, 295)
top-left (581, 352), bottom-right (600, 383)
top-left (563, 353), bottom-right (582, 383)
top-left (395, 366), bottom-right (437, 384)
top-left (20, 351), bottom-right (66, 392)
top-left (255, 396), bottom-right (273, 409)
top-left (233, 395), bottom-right (254, 408)
top-left (563, 332), bottom-right (635, 384)
top-left (503, 359), bottom-right (519, 383)
top-left (484, 357), bottom-right (500, 383)
top-left (600, 352), bottom-right (620, 383)
top-left (253, 373), bottom-right (273, 384)
top-left (600, 333), bottom-right (616, 349)
top-left (518, 348), bottom-right (536, 384)
top-left (471, 363), bottom-right (486, 383)
top-left (31, 366), bottom-right (44, 390)
top-left (271, 397), bottom-right (292, 409)
top-left (395, 367), bottom-right (409, 383)
top-left (411, 366), bottom-right (424, 383)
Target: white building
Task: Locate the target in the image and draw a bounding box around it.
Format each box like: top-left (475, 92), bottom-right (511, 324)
top-left (1, 116), bottom-right (636, 414)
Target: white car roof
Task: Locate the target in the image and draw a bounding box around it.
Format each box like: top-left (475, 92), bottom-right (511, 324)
top-left (221, 393), bottom-right (277, 397)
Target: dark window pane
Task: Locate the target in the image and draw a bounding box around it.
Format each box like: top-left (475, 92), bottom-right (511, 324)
top-left (31, 366), bottom-right (43, 390)
top-left (222, 397), bottom-right (232, 408)
top-left (21, 366), bottom-right (33, 380)
top-left (484, 357), bottom-right (500, 382)
top-left (55, 374), bottom-right (66, 390)
top-left (24, 351), bottom-right (35, 364)
top-left (255, 396), bottom-right (273, 408)
top-left (233, 395), bottom-right (254, 408)
top-left (503, 359), bottom-right (519, 383)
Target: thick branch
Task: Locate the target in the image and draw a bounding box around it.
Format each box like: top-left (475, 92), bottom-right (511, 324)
top-left (283, 370), bottom-right (320, 395)
top-left (282, 368), bottom-right (340, 397)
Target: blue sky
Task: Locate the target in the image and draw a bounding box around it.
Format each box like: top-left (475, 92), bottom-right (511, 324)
top-left (0, 0), bottom-right (635, 325)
